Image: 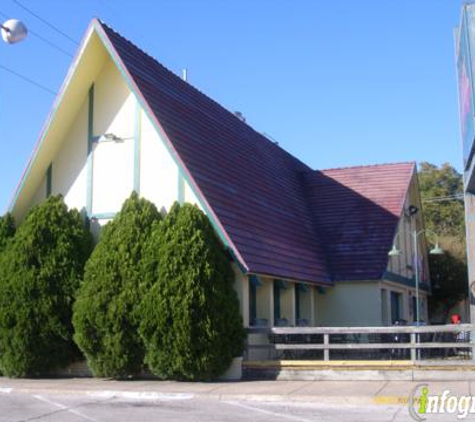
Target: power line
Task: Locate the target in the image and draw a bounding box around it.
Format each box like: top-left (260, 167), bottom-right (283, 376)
top-left (11, 0), bottom-right (78, 45)
top-left (422, 194), bottom-right (464, 203)
top-left (0, 64), bottom-right (56, 95)
top-left (28, 28), bottom-right (73, 57)
top-left (0, 9), bottom-right (73, 57)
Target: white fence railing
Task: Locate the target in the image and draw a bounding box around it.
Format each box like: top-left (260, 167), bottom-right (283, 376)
top-left (245, 324), bottom-right (475, 362)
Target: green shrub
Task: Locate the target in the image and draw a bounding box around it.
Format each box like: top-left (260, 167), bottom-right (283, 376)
top-left (73, 192), bottom-right (161, 378)
top-left (0, 213), bottom-right (15, 254)
top-left (139, 202), bottom-right (245, 381)
top-left (0, 196), bottom-right (92, 377)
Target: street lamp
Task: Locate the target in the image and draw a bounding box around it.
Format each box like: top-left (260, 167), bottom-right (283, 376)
top-left (388, 228), bottom-right (444, 325)
top-left (1, 19), bottom-right (27, 44)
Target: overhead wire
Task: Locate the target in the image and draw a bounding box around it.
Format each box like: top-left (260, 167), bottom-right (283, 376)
top-left (0, 9), bottom-right (73, 57)
top-left (27, 28), bottom-right (73, 58)
top-left (0, 6), bottom-right (71, 95)
top-left (11, 0), bottom-right (78, 45)
top-left (0, 64), bottom-right (57, 95)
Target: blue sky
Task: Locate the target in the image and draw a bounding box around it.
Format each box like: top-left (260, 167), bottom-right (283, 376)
top-left (0, 0), bottom-right (468, 212)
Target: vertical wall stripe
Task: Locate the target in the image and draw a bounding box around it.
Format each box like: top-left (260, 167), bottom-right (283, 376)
top-left (86, 85), bottom-right (94, 216)
top-left (133, 102), bottom-right (141, 193)
top-left (178, 170), bottom-right (185, 204)
top-left (46, 163), bottom-right (52, 198)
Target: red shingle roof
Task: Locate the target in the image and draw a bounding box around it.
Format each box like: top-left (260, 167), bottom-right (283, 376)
top-left (98, 21), bottom-right (414, 285)
top-left (303, 163), bottom-right (415, 281)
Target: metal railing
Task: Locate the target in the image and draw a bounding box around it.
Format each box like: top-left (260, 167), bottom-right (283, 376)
top-left (245, 324), bottom-right (475, 362)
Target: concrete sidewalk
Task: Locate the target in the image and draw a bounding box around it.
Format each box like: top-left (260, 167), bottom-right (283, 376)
top-left (0, 377), bottom-right (473, 405)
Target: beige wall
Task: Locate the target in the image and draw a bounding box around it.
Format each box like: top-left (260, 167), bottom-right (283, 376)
top-left (298, 287), bottom-right (313, 324)
top-left (247, 278), bottom-right (318, 328)
top-left (381, 280), bottom-right (429, 324)
top-left (280, 284), bottom-right (295, 325)
top-left (255, 278), bottom-right (273, 326)
top-left (315, 282), bottom-right (381, 326)
top-left (313, 280), bottom-right (429, 327)
top-left (233, 265), bottom-right (249, 328)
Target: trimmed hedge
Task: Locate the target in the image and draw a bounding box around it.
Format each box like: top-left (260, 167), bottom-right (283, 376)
top-left (0, 196), bottom-right (92, 377)
top-left (139, 203), bottom-right (245, 381)
top-left (73, 192), bottom-right (161, 378)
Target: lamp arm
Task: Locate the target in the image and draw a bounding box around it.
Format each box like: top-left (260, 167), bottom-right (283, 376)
top-left (391, 230), bottom-right (400, 247)
top-left (418, 229), bottom-right (439, 246)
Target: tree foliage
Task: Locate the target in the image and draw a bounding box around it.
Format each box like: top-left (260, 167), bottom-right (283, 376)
top-left (0, 213), bottom-right (15, 254)
top-left (418, 162), bottom-right (467, 319)
top-left (139, 203), bottom-right (245, 381)
top-left (418, 162), bottom-right (465, 241)
top-left (73, 192), bottom-right (160, 378)
top-left (0, 196), bottom-right (92, 377)
top-left (430, 246), bottom-right (468, 320)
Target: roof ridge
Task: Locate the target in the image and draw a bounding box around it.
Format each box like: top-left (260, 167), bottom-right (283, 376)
top-left (98, 20), bottom-right (310, 169)
top-left (317, 161), bottom-right (416, 173)
top-left (98, 21), bottom-right (238, 120)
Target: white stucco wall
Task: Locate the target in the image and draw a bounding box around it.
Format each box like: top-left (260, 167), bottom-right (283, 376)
top-left (51, 97), bottom-right (88, 212)
top-left (31, 177), bottom-right (47, 208)
top-left (91, 60), bottom-right (135, 214)
top-left (140, 109), bottom-right (179, 213)
top-left (33, 54), bottom-right (204, 219)
top-left (184, 179), bottom-right (203, 210)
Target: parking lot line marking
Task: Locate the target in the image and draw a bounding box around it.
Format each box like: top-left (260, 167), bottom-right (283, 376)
top-left (33, 395), bottom-right (99, 422)
top-left (224, 400), bottom-right (321, 422)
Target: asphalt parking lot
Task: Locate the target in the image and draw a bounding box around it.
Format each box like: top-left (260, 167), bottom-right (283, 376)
top-left (0, 392), bottom-right (454, 422)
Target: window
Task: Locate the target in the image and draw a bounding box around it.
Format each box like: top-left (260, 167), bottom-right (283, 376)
top-left (46, 163), bottom-right (52, 197)
top-left (390, 291), bottom-right (402, 324)
top-left (412, 296), bottom-right (417, 322)
top-left (249, 281), bottom-right (257, 326)
top-left (381, 289), bottom-right (388, 325)
top-left (273, 281), bottom-right (281, 325)
top-left (295, 283), bottom-right (311, 326)
top-left (295, 284), bottom-right (301, 322)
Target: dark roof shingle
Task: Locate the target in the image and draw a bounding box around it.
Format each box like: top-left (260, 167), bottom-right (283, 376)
top-left (98, 21), bottom-right (414, 285)
top-left (302, 163), bottom-right (415, 281)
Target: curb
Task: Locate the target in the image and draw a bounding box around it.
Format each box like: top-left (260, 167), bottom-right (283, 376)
top-left (0, 385), bottom-right (408, 406)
